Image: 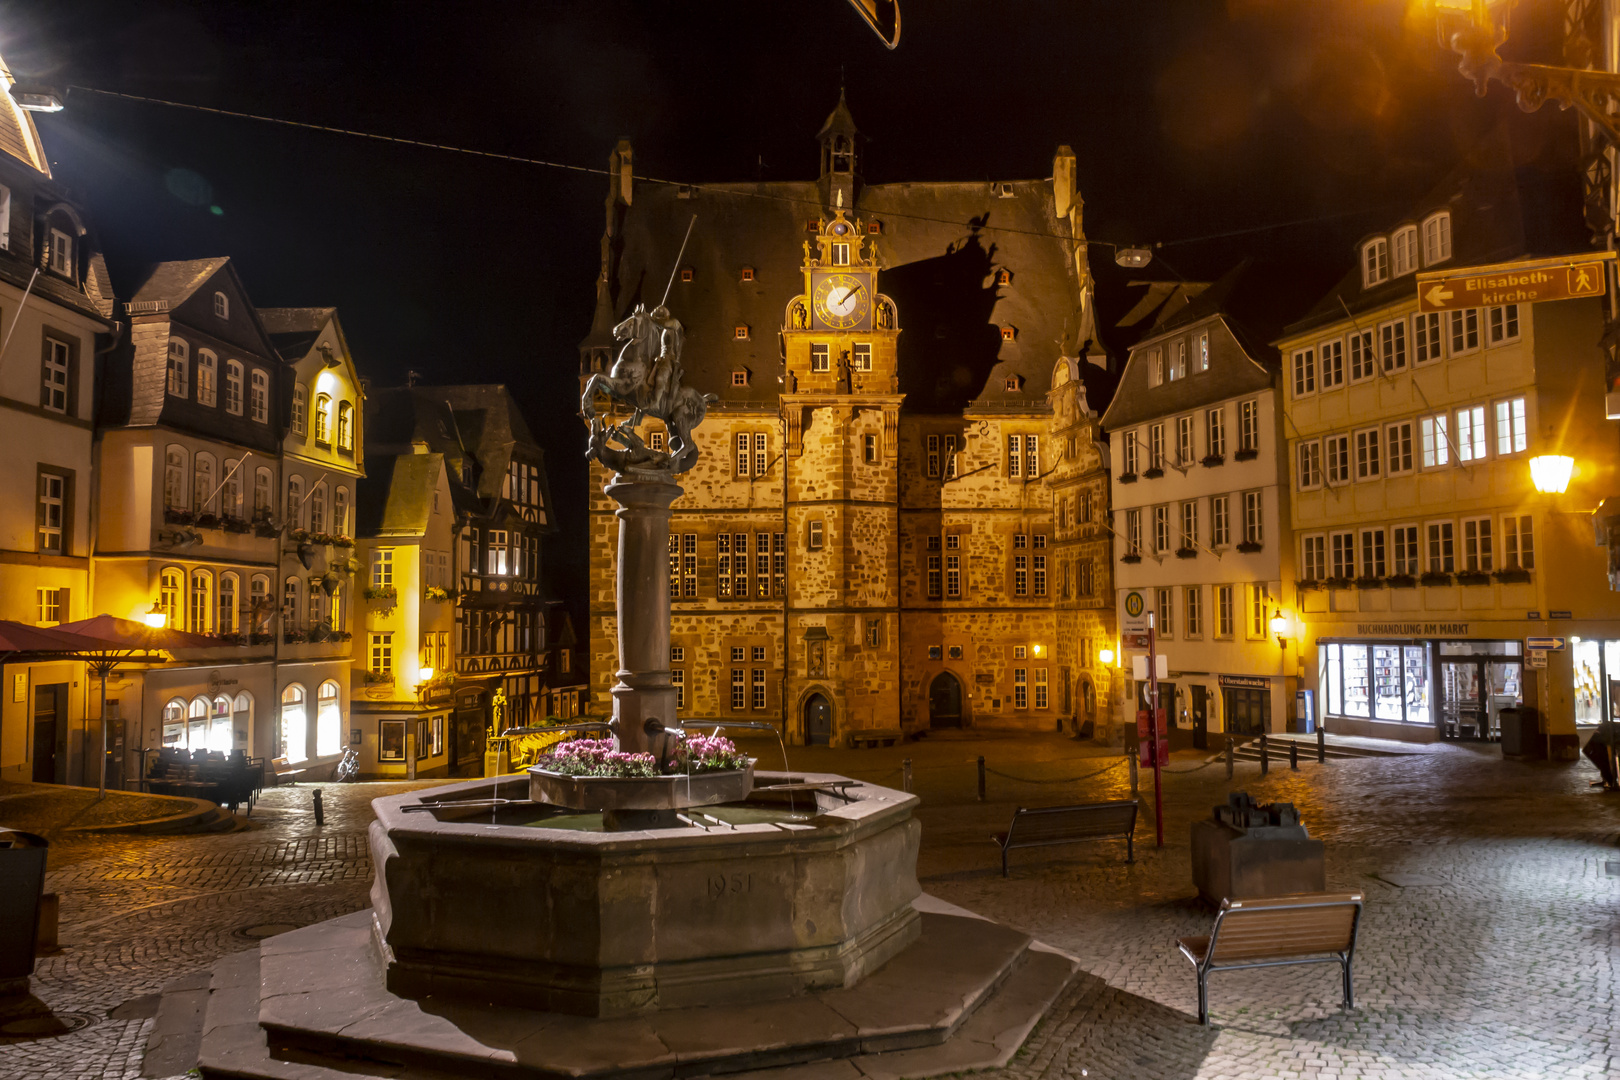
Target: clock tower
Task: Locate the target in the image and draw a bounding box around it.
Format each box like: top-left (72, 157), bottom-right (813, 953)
top-left (779, 205), bottom-right (903, 744)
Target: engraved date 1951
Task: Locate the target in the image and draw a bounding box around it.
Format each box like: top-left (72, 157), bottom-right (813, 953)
top-left (708, 873), bottom-right (753, 899)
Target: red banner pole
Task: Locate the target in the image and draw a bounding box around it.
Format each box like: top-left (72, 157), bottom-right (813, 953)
top-left (1148, 614), bottom-right (1163, 848)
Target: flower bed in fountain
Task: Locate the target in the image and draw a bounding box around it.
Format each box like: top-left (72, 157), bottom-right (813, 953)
top-left (528, 735), bottom-right (755, 813)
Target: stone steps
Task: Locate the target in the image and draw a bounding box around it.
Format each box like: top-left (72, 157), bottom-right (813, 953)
top-left (190, 900), bottom-right (1078, 1080)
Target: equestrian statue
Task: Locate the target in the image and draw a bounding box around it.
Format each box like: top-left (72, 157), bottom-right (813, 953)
top-left (581, 303), bottom-right (717, 476)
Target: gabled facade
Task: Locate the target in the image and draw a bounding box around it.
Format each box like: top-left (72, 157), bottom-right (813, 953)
top-left (581, 96), bottom-right (1118, 745)
top-left (1103, 261), bottom-right (1320, 741)
top-left (0, 56), bottom-right (117, 783)
top-left (350, 448), bottom-right (456, 778)
top-left (93, 258), bottom-right (302, 770)
top-left (1280, 136), bottom-right (1614, 754)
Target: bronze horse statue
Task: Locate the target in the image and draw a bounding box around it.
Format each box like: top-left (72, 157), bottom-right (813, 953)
top-left (581, 303), bottom-right (716, 476)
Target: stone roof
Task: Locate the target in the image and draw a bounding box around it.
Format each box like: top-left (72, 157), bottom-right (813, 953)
top-left (355, 452), bottom-right (443, 538)
top-left (129, 257), bottom-right (231, 308)
top-left (585, 154), bottom-right (1111, 415)
top-left (0, 58), bottom-right (49, 176)
top-left (259, 306), bottom-right (337, 359)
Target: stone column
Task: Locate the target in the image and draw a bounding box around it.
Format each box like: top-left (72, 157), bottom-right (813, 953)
top-left (605, 475), bottom-right (683, 758)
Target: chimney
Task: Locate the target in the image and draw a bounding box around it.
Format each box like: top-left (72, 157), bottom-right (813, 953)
top-left (1052, 145), bottom-right (1077, 221)
top-left (613, 139), bottom-right (633, 206)
top-left (412, 440), bottom-right (429, 455)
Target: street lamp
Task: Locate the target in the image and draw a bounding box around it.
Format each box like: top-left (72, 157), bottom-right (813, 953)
top-left (143, 601), bottom-right (167, 629)
top-left (1269, 609), bottom-right (1290, 650)
top-left (1529, 454), bottom-right (1576, 495)
top-left (7, 81), bottom-right (64, 113)
top-left (1098, 648), bottom-right (1115, 666)
top-left (418, 667), bottom-right (435, 684)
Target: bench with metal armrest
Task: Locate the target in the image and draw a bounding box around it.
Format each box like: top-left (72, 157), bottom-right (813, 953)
top-left (1176, 891), bottom-right (1364, 1025)
top-left (992, 800), bottom-right (1138, 877)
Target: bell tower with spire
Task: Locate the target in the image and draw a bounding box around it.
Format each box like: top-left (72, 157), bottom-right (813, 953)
top-left (817, 89), bottom-right (859, 212)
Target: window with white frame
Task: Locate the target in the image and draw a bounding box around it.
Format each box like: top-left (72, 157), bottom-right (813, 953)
top-left (1217, 584), bottom-right (1234, 637)
top-left (1291, 348), bottom-right (1316, 397)
top-left (1124, 509), bottom-right (1142, 556)
top-left (371, 548), bottom-right (393, 588)
top-left (0, 184), bottom-right (9, 250)
top-left (1330, 531), bottom-right (1355, 579)
top-left (1156, 587), bottom-right (1174, 637)
top-left (1354, 428), bottom-right (1381, 480)
top-left (1392, 524), bottom-right (1420, 575)
top-left (1319, 338), bottom-right (1344, 388)
top-left (1386, 421), bottom-right (1414, 474)
top-left (1494, 397), bottom-right (1527, 455)
top-left (1153, 505), bottom-right (1170, 553)
top-left (41, 337), bottom-right (69, 413)
top-left (163, 446), bottom-right (187, 510)
top-left (1242, 491), bottom-right (1263, 545)
top-left (370, 633), bottom-right (393, 675)
top-left (1238, 400), bottom-right (1259, 452)
top-left (213, 291), bottom-right (229, 319)
top-left (1420, 414), bottom-right (1450, 468)
top-left (196, 350), bottom-right (217, 407)
top-left (1246, 584), bottom-right (1267, 638)
top-left (1211, 495), bottom-right (1230, 546)
top-left (1122, 431), bottom-right (1140, 475)
top-left (1169, 340), bottom-right (1186, 381)
top-left (1180, 501), bottom-right (1197, 549)
top-left (1185, 586), bottom-right (1202, 637)
top-left (1455, 405), bottom-right (1486, 462)
top-left (1426, 520), bottom-right (1455, 573)
top-left (226, 361), bottom-right (243, 415)
top-left (736, 433), bottom-right (751, 476)
top-left (1487, 304), bottom-right (1519, 344)
top-left (1176, 415), bottom-right (1193, 464)
top-left (852, 343), bottom-right (871, 371)
top-left (1008, 434), bottom-right (1023, 477)
top-left (926, 434), bottom-right (940, 478)
top-left (1195, 330), bottom-right (1210, 372)
top-left (1502, 514), bottom-right (1534, 569)
top-left (1296, 534), bottom-right (1321, 582)
top-left (1349, 330), bottom-right (1375, 381)
top-left (943, 434), bottom-right (958, 478)
top-left (1325, 433), bottom-right (1351, 485)
top-left (1413, 312), bottom-right (1443, 363)
top-left (1360, 528), bottom-right (1386, 576)
top-left (1206, 407), bottom-right (1225, 457)
top-left (167, 338), bottom-right (189, 398)
top-left (1448, 309), bottom-right (1479, 355)
top-left (37, 471), bottom-right (64, 553)
top-left (49, 227), bottom-right (72, 277)
top-left (863, 432), bottom-right (879, 463)
top-left (1013, 668), bottom-right (1028, 709)
top-left (946, 551), bottom-right (960, 597)
top-left (810, 343), bottom-right (829, 372)
top-left (250, 370), bottom-right (268, 422)
top-left (1362, 237), bottom-right (1389, 287)
top-left (1392, 224), bottom-right (1418, 276)
top-left (1422, 210), bottom-right (1451, 264)
top-left (1380, 319), bottom-right (1407, 371)
top-left (1147, 347), bottom-right (1164, 388)
top-left (1149, 424), bottom-right (1164, 470)
top-left (1298, 440), bottom-right (1322, 490)
top-left (1462, 516), bottom-right (1493, 571)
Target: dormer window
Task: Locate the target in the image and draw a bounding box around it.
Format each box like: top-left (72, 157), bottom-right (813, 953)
top-left (732, 369), bottom-right (749, 387)
top-left (1005, 374), bottom-right (1023, 391)
top-left (740, 266), bottom-right (755, 282)
top-left (1361, 237), bottom-right (1389, 288)
top-left (734, 325), bottom-right (750, 341)
top-left (1392, 225), bottom-right (1418, 277)
top-left (867, 221), bottom-right (882, 234)
top-left (995, 268), bottom-right (1012, 286)
top-left (831, 243), bottom-right (850, 265)
top-left (993, 182), bottom-right (1015, 198)
top-left (213, 291), bottom-right (229, 319)
top-left (1000, 326), bottom-right (1017, 342)
top-left (1423, 211), bottom-right (1452, 264)
top-left (680, 267), bottom-right (694, 282)
top-left (806, 219), bottom-right (820, 233)
top-left (48, 227), bottom-right (72, 278)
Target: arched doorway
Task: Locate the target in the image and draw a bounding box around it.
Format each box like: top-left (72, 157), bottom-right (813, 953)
top-left (804, 693), bottom-right (833, 746)
top-left (929, 673), bottom-right (963, 729)
top-left (1081, 679), bottom-right (1096, 721)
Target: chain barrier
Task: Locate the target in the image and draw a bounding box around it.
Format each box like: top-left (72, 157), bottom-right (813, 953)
top-left (982, 759), bottom-right (1128, 786)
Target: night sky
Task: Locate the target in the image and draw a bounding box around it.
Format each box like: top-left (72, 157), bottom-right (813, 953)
top-left (0, 0), bottom-right (1571, 621)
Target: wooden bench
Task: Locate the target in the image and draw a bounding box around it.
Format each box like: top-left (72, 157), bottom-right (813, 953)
top-left (1177, 891), bottom-right (1364, 1025)
top-left (992, 800), bottom-right (1138, 877)
top-left (848, 728), bottom-right (903, 749)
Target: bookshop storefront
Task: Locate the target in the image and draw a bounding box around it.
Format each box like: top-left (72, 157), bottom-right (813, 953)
top-left (1316, 628), bottom-right (1524, 743)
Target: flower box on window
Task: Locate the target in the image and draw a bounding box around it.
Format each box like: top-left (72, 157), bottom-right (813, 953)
top-left (1234, 448), bottom-right (1259, 462)
top-left (1323, 576), bottom-right (1354, 590)
top-left (1493, 568), bottom-right (1532, 584)
top-left (195, 513), bottom-right (221, 530)
top-left (363, 586), bottom-right (398, 602)
top-left (253, 519), bottom-right (279, 539)
top-left (1120, 553), bottom-right (1142, 564)
top-left (1118, 472), bottom-right (1138, 484)
top-left (332, 535), bottom-right (354, 549)
top-left (1418, 571), bottom-right (1453, 587)
top-left (364, 670), bottom-right (394, 686)
top-left (1201, 454), bottom-right (1225, 467)
top-left (221, 516), bottom-right (252, 534)
top-left (290, 528), bottom-right (311, 543)
top-left (424, 586), bottom-right (451, 603)
top-left (1174, 547), bottom-right (1198, 559)
top-left (282, 629), bottom-right (308, 644)
top-left (310, 532), bottom-right (339, 547)
top-left (1142, 467), bottom-right (1164, 479)
top-left (1236, 540), bottom-right (1263, 553)
top-left (164, 508), bottom-right (197, 525)
top-left (1455, 571), bottom-right (1492, 586)
top-left (1386, 574), bottom-right (1418, 589)
top-left (1296, 579), bottom-right (1322, 592)
top-left (1353, 576), bottom-right (1386, 589)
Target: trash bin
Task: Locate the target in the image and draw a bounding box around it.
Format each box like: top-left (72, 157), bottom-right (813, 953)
top-left (0, 827), bottom-right (48, 997)
top-left (1500, 706), bottom-right (1541, 759)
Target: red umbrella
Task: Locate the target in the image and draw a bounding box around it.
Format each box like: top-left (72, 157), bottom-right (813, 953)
top-left (0, 620), bottom-right (126, 654)
top-left (52, 614), bottom-right (222, 653)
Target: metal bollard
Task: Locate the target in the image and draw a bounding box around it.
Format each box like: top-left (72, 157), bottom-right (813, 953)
top-left (1225, 736), bottom-right (1234, 779)
top-left (976, 756), bottom-right (986, 801)
top-left (1129, 752), bottom-right (1139, 794)
top-left (1317, 724), bottom-right (1326, 764)
top-left (902, 758), bottom-right (913, 793)
top-left (312, 788), bottom-right (325, 827)
top-left (1259, 733), bottom-right (1269, 775)
top-left (1290, 740), bottom-right (1299, 771)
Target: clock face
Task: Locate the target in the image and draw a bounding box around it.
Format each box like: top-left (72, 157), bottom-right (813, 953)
top-left (811, 272), bottom-right (873, 330)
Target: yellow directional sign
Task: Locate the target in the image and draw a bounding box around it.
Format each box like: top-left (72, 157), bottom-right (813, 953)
top-left (1416, 251), bottom-right (1613, 312)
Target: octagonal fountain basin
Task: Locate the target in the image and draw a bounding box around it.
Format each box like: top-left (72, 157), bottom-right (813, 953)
top-left (368, 770), bottom-right (921, 1017)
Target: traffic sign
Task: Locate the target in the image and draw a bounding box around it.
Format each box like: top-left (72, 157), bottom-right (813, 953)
top-left (1525, 636), bottom-right (1566, 652)
top-left (1122, 589), bottom-right (1149, 634)
top-left (1132, 654), bottom-right (1168, 681)
top-left (1415, 250), bottom-right (1613, 312)
top-left (1123, 632), bottom-right (1151, 650)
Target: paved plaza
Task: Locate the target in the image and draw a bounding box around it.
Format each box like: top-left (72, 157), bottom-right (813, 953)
top-left (2, 734), bottom-right (1617, 1080)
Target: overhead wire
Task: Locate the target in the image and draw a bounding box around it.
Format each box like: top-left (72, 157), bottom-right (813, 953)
top-left (64, 83), bottom-right (1395, 256)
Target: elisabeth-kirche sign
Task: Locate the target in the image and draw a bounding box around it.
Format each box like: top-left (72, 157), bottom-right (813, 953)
top-left (1355, 623), bottom-right (1469, 637)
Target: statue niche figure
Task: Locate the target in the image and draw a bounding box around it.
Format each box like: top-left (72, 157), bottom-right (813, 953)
top-left (581, 303), bottom-right (718, 476)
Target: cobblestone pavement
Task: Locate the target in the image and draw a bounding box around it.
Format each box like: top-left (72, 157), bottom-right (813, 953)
top-left (2, 738), bottom-right (1618, 1080)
